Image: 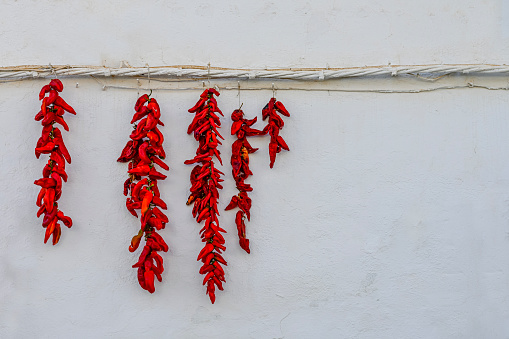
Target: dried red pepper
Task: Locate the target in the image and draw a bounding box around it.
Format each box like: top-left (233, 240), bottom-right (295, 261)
top-left (118, 93), bottom-right (169, 293)
top-left (185, 88), bottom-right (226, 304)
top-left (262, 98), bottom-right (290, 168)
top-left (225, 109), bottom-right (264, 253)
top-left (34, 79), bottom-right (75, 245)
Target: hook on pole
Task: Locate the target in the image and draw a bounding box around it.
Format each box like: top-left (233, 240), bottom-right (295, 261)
top-left (207, 62), bottom-right (211, 88)
top-left (146, 64), bottom-right (151, 90)
top-left (238, 81), bottom-right (243, 109)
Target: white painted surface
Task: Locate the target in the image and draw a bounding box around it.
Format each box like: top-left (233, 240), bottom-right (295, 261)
top-left (1, 1), bottom-right (509, 338)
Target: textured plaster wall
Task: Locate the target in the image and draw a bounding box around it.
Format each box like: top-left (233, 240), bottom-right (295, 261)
top-left (1, 1), bottom-right (509, 338)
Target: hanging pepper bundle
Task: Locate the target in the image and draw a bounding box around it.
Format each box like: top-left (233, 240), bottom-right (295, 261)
top-left (118, 93), bottom-right (169, 293)
top-left (185, 88), bottom-right (226, 304)
top-left (225, 109), bottom-right (264, 253)
top-left (34, 79), bottom-right (75, 245)
top-left (262, 98), bottom-right (290, 168)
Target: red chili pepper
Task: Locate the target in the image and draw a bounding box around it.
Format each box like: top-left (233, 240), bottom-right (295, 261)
top-left (197, 243), bottom-right (214, 261)
top-left (131, 106), bottom-right (149, 124)
top-left (36, 188), bottom-right (46, 207)
top-left (51, 172), bottom-right (62, 192)
top-left (262, 98), bottom-right (274, 120)
top-left (138, 142), bottom-right (152, 164)
top-left (140, 208), bottom-right (153, 227)
top-left (52, 223), bottom-right (62, 245)
top-left (39, 85), bottom-right (51, 100)
top-left (151, 156), bottom-right (169, 171)
top-left (54, 96), bottom-right (76, 115)
top-left (189, 97), bottom-right (207, 113)
top-left (34, 110), bottom-right (44, 121)
top-left (152, 207), bottom-right (169, 223)
top-left (56, 210), bottom-right (72, 228)
top-left (208, 292), bottom-right (216, 304)
top-left (35, 142), bottom-right (56, 154)
top-left (44, 219), bottom-right (57, 244)
top-left (50, 152), bottom-right (66, 169)
top-left (126, 198), bottom-right (139, 217)
top-left (144, 269), bottom-right (155, 293)
top-left (42, 209), bottom-right (58, 227)
top-left (129, 230), bottom-right (144, 252)
top-left (128, 164), bottom-right (151, 176)
top-left (274, 101), bottom-right (290, 117)
top-left (148, 216), bottom-right (164, 230)
top-left (153, 127), bottom-right (164, 146)
top-left (131, 178), bottom-right (148, 199)
top-left (43, 187), bottom-right (55, 214)
top-left (213, 252), bottom-right (227, 266)
top-left (141, 190), bottom-right (153, 215)
top-left (150, 232), bottom-right (169, 251)
top-left (239, 238), bottom-right (250, 253)
top-left (47, 89), bottom-right (58, 105)
top-left (225, 196), bottom-right (239, 210)
top-left (148, 167), bottom-right (167, 180)
top-left (151, 252), bottom-right (164, 272)
top-left (151, 195), bottom-right (167, 209)
top-left (151, 180), bottom-right (161, 197)
top-left (49, 79), bottom-right (64, 92)
top-left (34, 178), bottom-right (57, 188)
top-left (147, 100), bottom-right (161, 119)
top-left (54, 138), bottom-right (71, 164)
top-left (145, 113), bottom-right (158, 131)
top-left (134, 94), bottom-right (149, 111)
top-left (117, 140), bottom-right (139, 162)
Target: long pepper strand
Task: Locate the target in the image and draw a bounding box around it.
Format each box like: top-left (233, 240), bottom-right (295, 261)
top-left (34, 79), bottom-right (75, 245)
top-left (225, 109), bottom-right (264, 253)
top-left (118, 93), bottom-right (169, 293)
top-left (262, 98), bottom-right (290, 168)
top-left (185, 88), bottom-right (226, 304)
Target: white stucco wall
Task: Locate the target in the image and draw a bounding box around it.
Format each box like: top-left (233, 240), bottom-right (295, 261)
top-left (1, 1), bottom-right (509, 338)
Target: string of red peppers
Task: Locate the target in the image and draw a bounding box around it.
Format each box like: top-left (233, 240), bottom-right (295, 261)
top-left (262, 97), bottom-right (290, 168)
top-left (185, 88), bottom-right (227, 304)
top-left (225, 109), bottom-right (264, 253)
top-left (118, 93), bottom-right (169, 293)
top-left (34, 79), bottom-right (75, 245)
top-left (32, 83), bottom-right (290, 297)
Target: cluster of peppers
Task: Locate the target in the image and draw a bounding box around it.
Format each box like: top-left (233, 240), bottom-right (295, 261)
top-left (262, 98), bottom-right (290, 168)
top-left (118, 93), bottom-right (169, 293)
top-left (32, 81), bottom-right (292, 300)
top-left (225, 109), bottom-right (264, 253)
top-left (185, 88), bottom-right (227, 304)
top-left (34, 79), bottom-right (75, 245)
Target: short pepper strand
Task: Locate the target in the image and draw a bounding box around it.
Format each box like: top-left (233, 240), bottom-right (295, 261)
top-left (185, 88), bottom-right (227, 304)
top-left (118, 93), bottom-right (169, 294)
top-left (34, 79), bottom-right (75, 245)
top-left (262, 98), bottom-right (290, 168)
top-left (225, 109), bottom-right (264, 253)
